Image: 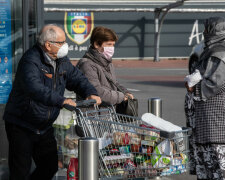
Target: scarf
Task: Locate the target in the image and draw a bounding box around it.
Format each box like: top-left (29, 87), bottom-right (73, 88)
top-left (83, 46), bottom-right (112, 72)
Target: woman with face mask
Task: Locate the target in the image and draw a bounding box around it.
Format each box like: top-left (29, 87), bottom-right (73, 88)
top-left (77, 26), bottom-right (134, 106)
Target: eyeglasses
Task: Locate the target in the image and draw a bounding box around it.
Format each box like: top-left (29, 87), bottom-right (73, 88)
top-left (49, 41), bottom-right (66, 45)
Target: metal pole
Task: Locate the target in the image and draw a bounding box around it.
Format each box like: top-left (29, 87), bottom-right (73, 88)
top-left (154, 10), bottom-right (160, 62)
top-left (148, 98), bottom-right (162, 117)
top-left (78, 137), bottom-right (99, 180)
top-left (22, 0), bottom-right (29, 53)
top-left (36, 0), bottom-right (44, 32)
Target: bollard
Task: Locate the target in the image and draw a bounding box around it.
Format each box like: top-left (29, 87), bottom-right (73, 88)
top-left (148, 98), bottom-right (162, 117)
top-left (79, 137), bottom-right (99, 180)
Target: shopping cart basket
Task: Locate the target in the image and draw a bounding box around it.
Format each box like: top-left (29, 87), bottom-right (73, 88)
top-left (64, 100), bottom-right (191, 179)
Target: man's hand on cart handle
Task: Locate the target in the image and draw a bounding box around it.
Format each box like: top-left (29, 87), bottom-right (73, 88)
top-left (63, 98), bottom-right (76, 107)
top-left (86, 95), bottom-right (102, 105)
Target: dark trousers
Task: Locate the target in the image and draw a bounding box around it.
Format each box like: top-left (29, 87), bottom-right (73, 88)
top-left (5, 122), bottom-right (58, 180)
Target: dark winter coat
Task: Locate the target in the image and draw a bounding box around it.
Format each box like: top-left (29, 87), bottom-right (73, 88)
top-left (3, 44), bottom-right (97, 134)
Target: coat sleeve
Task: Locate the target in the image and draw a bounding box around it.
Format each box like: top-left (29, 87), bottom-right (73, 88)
top-left (65, 61), bottom-right (98, 99)
top-left (79, 62), bottom-right (124, 105)
top-left (20, 60), bottom-right (65, 108)
top-left (200, 56), bottom-right (225, 100)
top-left (115, 81), bottom-right (130, 94)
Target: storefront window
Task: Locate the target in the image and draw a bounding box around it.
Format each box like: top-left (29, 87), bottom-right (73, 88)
top-left (12, 0), bottom-right (23, 74)
top-left (0, 0), bottom-right (23, 169)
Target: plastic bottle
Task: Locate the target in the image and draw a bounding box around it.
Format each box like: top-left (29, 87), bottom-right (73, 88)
top-left (67, 157), bottom-right (78, 180)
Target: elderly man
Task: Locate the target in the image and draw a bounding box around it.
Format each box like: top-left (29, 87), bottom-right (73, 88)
top-left (3, 24), bottom-right (101, 180)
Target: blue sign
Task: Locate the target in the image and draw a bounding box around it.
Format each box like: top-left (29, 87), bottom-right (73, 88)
top-left (0, 0), bottom-right (12, 104)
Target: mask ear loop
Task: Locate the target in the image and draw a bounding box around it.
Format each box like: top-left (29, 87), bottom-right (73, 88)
top-left (48, 41), bottom-right (59, 52)
top-left (45, 42), bottom-right (58, 59)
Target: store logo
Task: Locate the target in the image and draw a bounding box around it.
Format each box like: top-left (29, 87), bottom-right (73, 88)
top-left (64, 12), bottom-right (94, 45)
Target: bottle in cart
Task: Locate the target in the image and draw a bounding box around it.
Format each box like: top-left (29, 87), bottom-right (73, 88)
top-left (67, 157), bottom-right (78, 180)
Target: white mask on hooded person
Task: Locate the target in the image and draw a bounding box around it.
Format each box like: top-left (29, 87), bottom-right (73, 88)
top-left (56, 43), bottom-right (69, 58)
top-left (102, 46), bottom-right (114, 60)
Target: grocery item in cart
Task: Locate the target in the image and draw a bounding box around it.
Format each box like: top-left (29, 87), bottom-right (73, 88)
top-left (141, 113), bottom-right (182, 132)
top-left (160, 164), bottom-right (186, 176)
top-left (151, 139), bottom-right (173, 168)
top-left (64, 135), bottom-right (78, 149)
top-left (119, 146), bottom-right (130, 155)
top-left (135, 164), bottom-right (158, 177)
top-left (67, 157), bottom-right (78, 180)
top-left (54, 108), bottom-right (73, 128)
top-left (113, 132), bottom-right (140, 146)
top-left (123, 159), bottom-right (136, 178)
top-left (139, 124), bottom-right (160, 138)
top-left (141, 113), bottom-right (185, 152)
top-left (98, 132), bottom-right (113, 149)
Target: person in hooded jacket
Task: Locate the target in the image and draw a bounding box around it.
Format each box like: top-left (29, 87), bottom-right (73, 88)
top-left (185, 17), bottom-right (225, 180)
top-left (3, 24), bottom-right (101, 180)
top-left (77, 26), bottom-right (134, 106)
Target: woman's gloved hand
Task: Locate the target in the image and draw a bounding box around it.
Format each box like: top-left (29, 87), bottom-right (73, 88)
top-left (184, 69), bottom-right (203, 87)
top-left (123, 93), bottom-right (134, 101)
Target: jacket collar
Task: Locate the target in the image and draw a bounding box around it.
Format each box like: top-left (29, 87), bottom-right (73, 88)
top-left (35, 44), bottom-right (68, 65)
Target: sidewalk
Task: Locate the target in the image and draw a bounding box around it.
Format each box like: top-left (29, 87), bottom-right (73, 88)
top-left (112, 59), bottom-right (188, 69)
top-left (71, 59), bottom-right (189, 69)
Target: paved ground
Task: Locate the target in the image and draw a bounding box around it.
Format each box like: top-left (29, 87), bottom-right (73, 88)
top-left (112, 59), bottom-right (188, 126)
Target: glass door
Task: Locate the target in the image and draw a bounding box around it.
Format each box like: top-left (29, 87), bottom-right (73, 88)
top-left (0, 1), bottom-right (44, 178)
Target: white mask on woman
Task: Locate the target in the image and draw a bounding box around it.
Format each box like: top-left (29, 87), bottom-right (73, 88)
top-left (102, 46), bottom-right (114, 60)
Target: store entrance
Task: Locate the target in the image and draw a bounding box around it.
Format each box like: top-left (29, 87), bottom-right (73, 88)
top-left (0, 0), bottom-right (43, 179)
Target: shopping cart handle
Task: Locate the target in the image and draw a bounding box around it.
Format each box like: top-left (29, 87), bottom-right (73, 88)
top-left (63, 99), bottom-right (97, 111)
top-left (100, 101), bottom-right (112, 107)
top-left (76, 99), bottom-right (96, 108)
top-left (63, 104), bottom-right (76, 111)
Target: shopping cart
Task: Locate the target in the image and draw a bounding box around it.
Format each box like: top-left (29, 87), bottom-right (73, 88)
top-left (63, 100), bottom-right (191, 179)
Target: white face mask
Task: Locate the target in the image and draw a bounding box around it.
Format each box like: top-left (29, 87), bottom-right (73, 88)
top-left (56, 43), bottom-right (68, 58)
top-left (102, 46), bottom-right (114, 60)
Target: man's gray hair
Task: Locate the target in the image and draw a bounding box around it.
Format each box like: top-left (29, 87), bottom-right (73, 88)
top-left (37, 24), bottom-right (63, 46)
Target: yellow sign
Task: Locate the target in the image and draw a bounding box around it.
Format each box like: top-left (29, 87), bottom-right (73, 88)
top-left (72, 19), bottom-right (87, 34)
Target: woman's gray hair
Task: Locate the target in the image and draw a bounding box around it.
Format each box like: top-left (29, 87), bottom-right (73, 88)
top-left (37, 24), bottom-right (62, 46)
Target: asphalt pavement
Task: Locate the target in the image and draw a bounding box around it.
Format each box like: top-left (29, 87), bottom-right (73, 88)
top-left (113, 59), bottom-right (196, 180)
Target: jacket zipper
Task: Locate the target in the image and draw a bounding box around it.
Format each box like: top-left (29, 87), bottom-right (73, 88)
top-left (48, 62), bottom-right (60, 120)
top-left (54, 66), bottom-right (57, 90)
top-left (47, 64), bottom-right (56, 121)
top-left (48, 60), bottom-right (63, 121)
